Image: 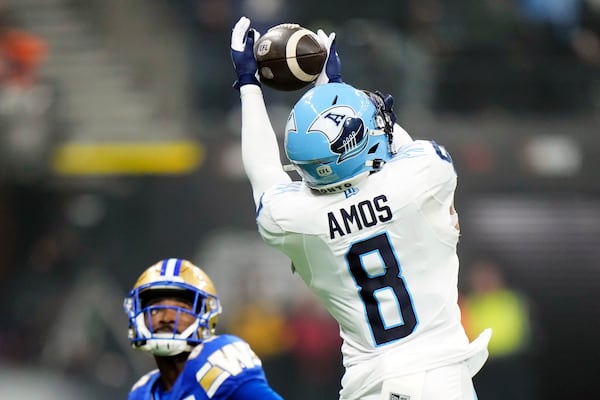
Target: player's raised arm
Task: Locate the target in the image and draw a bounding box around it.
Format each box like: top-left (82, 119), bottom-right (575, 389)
top-left (231, 17), bottom-right (291, 206)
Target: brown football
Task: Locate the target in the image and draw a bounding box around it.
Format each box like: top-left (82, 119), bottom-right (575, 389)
top-left (254, 23), bottom-right (327, 91)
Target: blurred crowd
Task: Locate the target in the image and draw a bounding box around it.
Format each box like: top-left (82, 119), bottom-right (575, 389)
top-left (165, 0), bottom-right (600, 120)
top-left (0, 1), bottom-right (599, 399)
top-left (0, 5), bottom-right (56, 183)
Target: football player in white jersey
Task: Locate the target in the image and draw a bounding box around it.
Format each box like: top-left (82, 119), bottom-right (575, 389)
top-left (231, 16), bottom-right (491, 400)
top-left (123, 258), bottom-right (284, 400)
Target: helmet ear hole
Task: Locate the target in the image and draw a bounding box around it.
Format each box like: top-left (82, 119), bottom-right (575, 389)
top-left (368, 143), bottom-right (380, 154)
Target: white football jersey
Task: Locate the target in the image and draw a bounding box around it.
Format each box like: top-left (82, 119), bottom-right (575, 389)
top-left (256, 140), bottom-right (489, 398)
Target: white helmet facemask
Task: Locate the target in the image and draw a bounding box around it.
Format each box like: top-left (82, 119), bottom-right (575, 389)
top-left (130, 310), bottom-right (202, 356)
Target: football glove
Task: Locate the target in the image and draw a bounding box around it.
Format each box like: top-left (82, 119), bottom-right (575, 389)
top-left (315, 29), bottom-right (342, 85)
top-left (231, 16), bottom-right (260, 89)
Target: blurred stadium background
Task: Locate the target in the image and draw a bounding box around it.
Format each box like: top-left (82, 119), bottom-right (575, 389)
top-left (0, 0), bottom-right (599, 399)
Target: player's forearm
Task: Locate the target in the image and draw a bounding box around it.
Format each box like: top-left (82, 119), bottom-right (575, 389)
top-left (240, 85), bottom-right (291, 204)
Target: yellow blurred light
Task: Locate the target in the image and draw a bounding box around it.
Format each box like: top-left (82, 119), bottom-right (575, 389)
top-left (51, 140), bottom-right (205, 175)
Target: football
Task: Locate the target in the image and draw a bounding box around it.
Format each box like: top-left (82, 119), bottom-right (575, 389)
top-left (254, 23), bottom-right (327, 91)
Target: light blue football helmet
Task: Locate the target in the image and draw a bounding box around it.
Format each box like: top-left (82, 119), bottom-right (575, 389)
top-left (285, 82), bottom-right (396, 193)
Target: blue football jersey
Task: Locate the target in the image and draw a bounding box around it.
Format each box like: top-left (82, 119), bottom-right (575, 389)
top-left (128, 335), bottom-right (275, 400)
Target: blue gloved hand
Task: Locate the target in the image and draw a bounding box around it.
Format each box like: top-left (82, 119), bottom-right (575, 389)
top-left (315, 29), bottom-right (342, 85)
top-left (231, 16), bottom-right (260, 89)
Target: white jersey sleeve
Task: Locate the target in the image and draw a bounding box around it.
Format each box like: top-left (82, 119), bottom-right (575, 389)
top-left (239, 85), bottom-right (292, 207)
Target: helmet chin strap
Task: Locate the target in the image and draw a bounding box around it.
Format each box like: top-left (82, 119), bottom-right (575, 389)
top-left (365, 159), bottom-right (386, 170)
top-left (133, 314), bottom-right (203, 356)
top-left (282, 163), bottom-right (296, 172)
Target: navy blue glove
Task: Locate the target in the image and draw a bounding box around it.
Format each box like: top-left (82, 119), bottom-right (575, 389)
top-left (231, 16), bottom-right (260, 89)
top-left (382, 93), bottom-right (397, 126)
top-left (316, 29), bottom-right (342, 85)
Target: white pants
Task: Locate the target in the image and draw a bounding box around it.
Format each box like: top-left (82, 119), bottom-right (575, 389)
top-left (340, 329), bottom-right (491, 400)
top-left (420, 362), bottom-right (477, 400)
top-left (341, 361), bottom-right (477, 400)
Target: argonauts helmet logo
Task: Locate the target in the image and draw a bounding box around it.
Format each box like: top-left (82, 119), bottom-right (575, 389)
top-left (309, 105), bottom-right (368, 162)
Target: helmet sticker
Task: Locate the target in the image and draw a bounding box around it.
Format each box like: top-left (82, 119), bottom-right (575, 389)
top-left (330, 117), bottom-right (368, 161)
top-left (316, 165), bottom-right (333, 177)
top-left (308, 105), bottom-right (368, 163)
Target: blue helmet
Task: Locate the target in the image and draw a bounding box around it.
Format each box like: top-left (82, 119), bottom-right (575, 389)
top-left (285, 83), bottom-right (396, 194)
